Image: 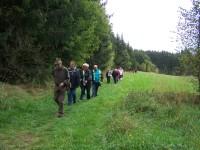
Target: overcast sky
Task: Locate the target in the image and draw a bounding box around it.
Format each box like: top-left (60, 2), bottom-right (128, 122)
top-left (105, 0), bottom-right (192, 52)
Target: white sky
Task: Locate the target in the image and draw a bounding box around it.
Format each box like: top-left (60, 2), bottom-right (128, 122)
top-left (106, 0), bottom-right (192, 52)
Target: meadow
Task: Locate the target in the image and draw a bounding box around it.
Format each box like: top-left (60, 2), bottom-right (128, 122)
top-left (0, 72), bottom-right (199, 150)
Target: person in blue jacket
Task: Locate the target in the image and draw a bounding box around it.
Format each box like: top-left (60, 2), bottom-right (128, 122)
top-left (92, 65), bottom-right (102, 97)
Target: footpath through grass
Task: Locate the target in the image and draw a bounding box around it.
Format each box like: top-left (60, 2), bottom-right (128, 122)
top-left (0, 72), bottom-right (199, 150)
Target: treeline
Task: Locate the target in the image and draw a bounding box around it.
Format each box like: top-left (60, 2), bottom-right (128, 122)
top-left (112, 36), bottom-right (181, 75)
top-left (0, 0), bottom-right (184, 84)
top-left (0, 0), bottom-right (113, 83)
top-left (112, 35), bottom-right (158, 72)
top-left (0, 0), bottom-right (160, 84)
top-left (145, 51), bottom-right (180, 75)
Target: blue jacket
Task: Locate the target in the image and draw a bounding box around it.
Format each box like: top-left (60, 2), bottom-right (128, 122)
top-left (92, 69), bottom-right (101, 82)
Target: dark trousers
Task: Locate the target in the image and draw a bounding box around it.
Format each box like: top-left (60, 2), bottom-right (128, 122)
top-left (113, 77), bottom-right (118, 84)
top-left (54, 88), bottom-right (65, 114)
top-left (107, 77), bottom-right (111, 83)
top-left (92, 82), bottom-right (100, 97)
top-left (80, 85), bottom-right (91, 100)
top-left (67, 88), bottom-right (76, 105)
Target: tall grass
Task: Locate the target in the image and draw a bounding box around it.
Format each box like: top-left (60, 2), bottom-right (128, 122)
top-left (104, 92), bottom-right (200, 149)
top-left (0, 72), bottom-right (199, 149)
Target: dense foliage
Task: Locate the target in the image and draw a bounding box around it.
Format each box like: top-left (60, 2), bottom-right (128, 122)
top-left (0, 0), bottom-right (112, 83)
top-left (145, 51), bottom-right (180, 75)
top-left (111, 35), bottom-right (158, 72)
top-left (0, 0), bottom-right (187, 84)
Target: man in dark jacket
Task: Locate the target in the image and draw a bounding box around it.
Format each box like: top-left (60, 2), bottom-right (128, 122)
top-left (52, 58), bottom-right (70, 117)
top-left (67, 61), bottom-right (80, 105)
top-left (80, 63), bottom-right (92, 100)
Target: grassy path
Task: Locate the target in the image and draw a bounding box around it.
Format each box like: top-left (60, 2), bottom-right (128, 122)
top-left (0, 72), bottom-right (197, 149)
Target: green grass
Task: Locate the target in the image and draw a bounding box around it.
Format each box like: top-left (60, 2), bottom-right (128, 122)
top-left (0, 72), bottom-right (199, 150)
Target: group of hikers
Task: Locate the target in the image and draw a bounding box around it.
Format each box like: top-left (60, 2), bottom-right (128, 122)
top-left (106, 67), bottom-right (124, 84)
top-left (52, 58), bottom-right (124, 117)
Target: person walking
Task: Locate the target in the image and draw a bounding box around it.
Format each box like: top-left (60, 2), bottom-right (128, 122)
top-left (80, 63), bottom-right (92, 100)
top-left (52, 58), bottom-right (70, 117)
top-left (92, 65), bottom-right (102, 97)
top-left (106, 69), bottom-right (112, 83)
top-left (112, 69), bottom-right (120, 84)
top-left (67, 61), bottom-right (80, 105)
top-left (119, 67), bottom-right (124, 80)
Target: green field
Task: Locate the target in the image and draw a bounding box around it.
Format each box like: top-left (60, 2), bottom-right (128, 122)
top-left (0, 72), bottom-right (199, 150)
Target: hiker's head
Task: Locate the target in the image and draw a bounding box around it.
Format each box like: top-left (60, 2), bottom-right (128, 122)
top-left (70, 60), bottom-right (76, 69)
top-left (54, 58), bottom-right (62, 69)
top-left (82, 63), bottom-right (89, 70)
top-left (94, 65), bottom-right (98, 70)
